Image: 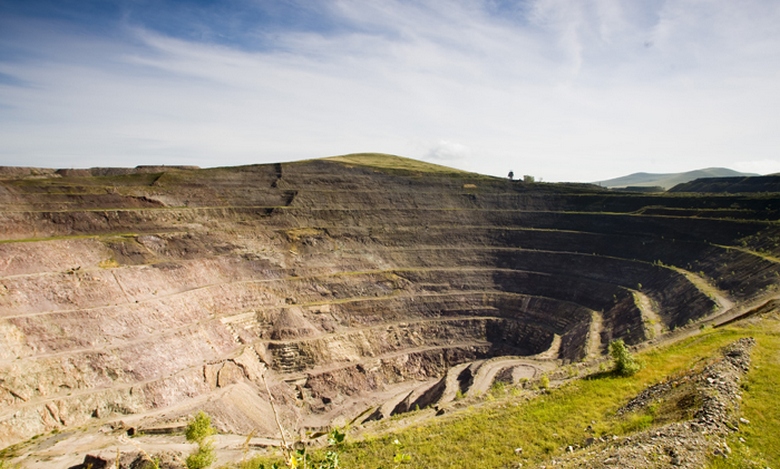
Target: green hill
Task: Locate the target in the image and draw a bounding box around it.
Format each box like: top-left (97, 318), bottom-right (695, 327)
top-left (596, 168), bottom-right (758, 190)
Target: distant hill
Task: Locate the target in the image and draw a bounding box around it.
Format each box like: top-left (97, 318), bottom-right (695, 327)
top-left (669, 175), bottom-right (780, 193)
top-left (595, 168), bottom-right (758, 190)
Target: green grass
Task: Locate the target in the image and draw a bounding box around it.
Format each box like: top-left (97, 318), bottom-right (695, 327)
top-left (323, 153), bottom-right (475, 176)
top-left (706, 315), bottom-right (780, 468)
top-left (240, 317), bottom-right (780, 469)
top-left (354, 322), bottom-right (774, 469)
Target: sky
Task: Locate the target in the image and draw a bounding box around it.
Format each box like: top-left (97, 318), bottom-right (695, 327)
top-left (1, 0), bottom-right (779, 182)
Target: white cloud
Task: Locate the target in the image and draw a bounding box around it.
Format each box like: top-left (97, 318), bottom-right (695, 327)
top-left (1, 1), bottom-right (779, 182)
top-left (424, 140), bottom-right (471, 161)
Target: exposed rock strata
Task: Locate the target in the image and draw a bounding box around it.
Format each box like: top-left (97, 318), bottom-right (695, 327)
top-left (1, 157), bottom-right (779, 448)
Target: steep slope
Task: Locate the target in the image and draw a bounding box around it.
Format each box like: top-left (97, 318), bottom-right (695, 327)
top-left (2, 154), bottom-right (780, 449)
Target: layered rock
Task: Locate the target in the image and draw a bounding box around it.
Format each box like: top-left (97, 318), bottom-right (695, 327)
top-left (1, 155), bottom-right (779, 448)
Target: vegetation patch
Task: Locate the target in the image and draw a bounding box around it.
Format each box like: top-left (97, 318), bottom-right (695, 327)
top-left (185, 411), bottom-right (217, 469)
top-left (98, 257), bottom-right (120, 268)
top-left (609, 339), bottom-right (642, 376)
top-left (707, 314), bottom-right (780, 468)
top-left (285, 227), bottom-right (325, 242)
top-left (324, 153), bottom-right (475, 176)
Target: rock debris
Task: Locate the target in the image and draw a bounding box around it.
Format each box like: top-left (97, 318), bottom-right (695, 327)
top-left (548, 338), bottom-right (756, 469)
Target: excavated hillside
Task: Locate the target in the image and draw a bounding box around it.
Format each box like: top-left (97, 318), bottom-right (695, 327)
top-left (2, 154), bottom-right (780, 452)
top-left (669, 175), bottom-right (780, 193)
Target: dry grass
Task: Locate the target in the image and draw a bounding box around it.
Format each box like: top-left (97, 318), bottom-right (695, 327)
top-left (323, 153), bottom-right (473, 175)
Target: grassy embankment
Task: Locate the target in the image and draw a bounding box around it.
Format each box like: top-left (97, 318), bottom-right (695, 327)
top-left (233, 314), bottom-right (779, 469)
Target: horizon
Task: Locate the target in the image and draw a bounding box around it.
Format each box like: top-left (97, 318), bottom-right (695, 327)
top-left (0, 154), bottom-right (768, 185)
top-left (2, 1), bottom-right (780, 182)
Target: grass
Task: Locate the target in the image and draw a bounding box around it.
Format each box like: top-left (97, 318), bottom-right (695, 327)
top-left (239, 317), bottom-right (780, 469)
top-left (323, 153), bottom-right (475, 176)
top-left (0, 232), bottom-right (142, 244)
top-left (706, 314), bottom-right (780, 468)
top-left (8, 171), bottom-right (164, 190)
top-left (98, 258), bottom-right (121, 268)
top-left (285, 227), bottom-right (325, 242)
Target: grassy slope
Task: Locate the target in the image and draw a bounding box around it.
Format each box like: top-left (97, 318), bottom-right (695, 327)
top-left (322, 153), bottom-right (474, 176)
top-left (320, 153), bottom-right (603, 194)
top-left (240, 315), bottom-right (780, 469)
top-left (709, 317), bottom-right (780, 468)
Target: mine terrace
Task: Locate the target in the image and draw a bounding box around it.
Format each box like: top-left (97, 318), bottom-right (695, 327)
top-left (1, 154), bottom-right (780, 465)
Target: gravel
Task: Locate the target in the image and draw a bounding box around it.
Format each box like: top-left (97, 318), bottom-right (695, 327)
top-left (543, 338), bottom-right (756, 469)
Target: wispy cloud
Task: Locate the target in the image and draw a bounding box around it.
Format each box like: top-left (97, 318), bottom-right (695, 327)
top-left (424, 140), bottom-right (471, 161)
top-left (1, 0), bottom-right (779, 181)
top-left (0, 71), bottom-right (29, 88)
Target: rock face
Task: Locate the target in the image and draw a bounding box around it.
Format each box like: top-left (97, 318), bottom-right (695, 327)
top-left (1, 155), bottom-right (780, 448)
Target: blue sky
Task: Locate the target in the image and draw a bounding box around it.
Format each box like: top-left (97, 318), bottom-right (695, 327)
top-left (1, 0), bottom-right (779, 182)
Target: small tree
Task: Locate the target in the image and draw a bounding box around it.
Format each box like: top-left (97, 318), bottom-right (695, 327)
top-left (609, 339), bottom-right (641, 376)
top-left (538, 374), bottom-right (550, 390)
top-left (185, 411), bottom-right (216, 469)
top-left (186, 444), bottom-right (215, 469)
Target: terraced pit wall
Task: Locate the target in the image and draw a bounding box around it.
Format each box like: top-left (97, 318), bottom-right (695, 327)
top-left (1, 158), bottom-right (780, 447)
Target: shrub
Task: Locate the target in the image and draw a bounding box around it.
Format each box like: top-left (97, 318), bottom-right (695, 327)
top-left (186, 411), bottom-right (216, 445)
top-left (609, 339), bottom-right (642, 376)
top-left (539, 374), bottom-right (550, 390)
top-left (490, 381), bottom-right (506, 397)
top-left (185, 411), bottom-right (216, 469)
top-left (186, 443), bottom-right (216, 469)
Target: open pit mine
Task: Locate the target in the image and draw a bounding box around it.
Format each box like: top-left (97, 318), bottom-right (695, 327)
top-left (2, 154), bottom-right (780, 461)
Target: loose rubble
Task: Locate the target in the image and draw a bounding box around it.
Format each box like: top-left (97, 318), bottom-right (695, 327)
top-left (548, 338), bottom-right (756, 469)
top-left (68, 450), bottom-right (185, 469)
